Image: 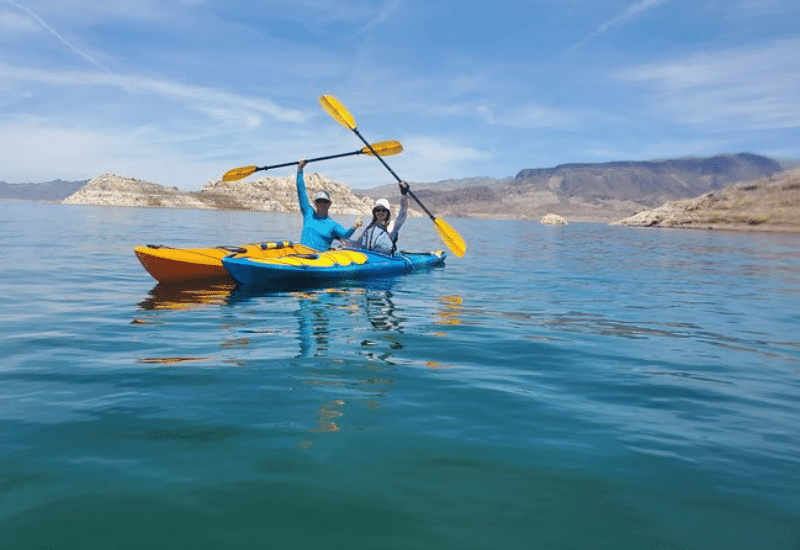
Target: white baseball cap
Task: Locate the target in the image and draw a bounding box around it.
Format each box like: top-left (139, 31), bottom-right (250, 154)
top-left (373, 198), bottom-right (391, 212)
top-left (313, 190), bottom-right (331, 202)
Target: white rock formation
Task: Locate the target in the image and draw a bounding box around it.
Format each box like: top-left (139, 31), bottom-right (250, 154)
top-left (62, 172), bottom-right (375, 215)
top-left (201, 172), bottom-right (373, 215)
top-left (540, 213), bottom-right (568, 225)
top-left (63, 174), bottom-right (212, 209)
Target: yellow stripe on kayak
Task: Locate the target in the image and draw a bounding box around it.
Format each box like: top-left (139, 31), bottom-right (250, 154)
top-left (246, 250), bottom-right (368, 268)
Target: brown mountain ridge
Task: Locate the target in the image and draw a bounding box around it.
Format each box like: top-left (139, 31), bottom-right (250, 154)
top-left (357, 153), bottom-right (786, 221)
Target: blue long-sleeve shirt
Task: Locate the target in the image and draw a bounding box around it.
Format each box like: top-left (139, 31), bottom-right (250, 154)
top-left (296, 170), bottom-right (355, 251)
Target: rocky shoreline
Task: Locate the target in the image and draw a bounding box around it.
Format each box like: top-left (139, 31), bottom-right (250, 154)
top-left (57, 169), bottom-right (800, 233)
top-left (63, 172), bottom-right (375, 215)
top-left (612, 170), bottom-right (800, 232)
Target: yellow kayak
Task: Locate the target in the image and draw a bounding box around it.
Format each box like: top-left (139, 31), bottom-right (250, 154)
top-left (134, 241), bottom-right (316, 283)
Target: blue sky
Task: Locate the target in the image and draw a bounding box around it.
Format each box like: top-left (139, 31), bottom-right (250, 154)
top-left (1, 0), bottom-right (798, 189)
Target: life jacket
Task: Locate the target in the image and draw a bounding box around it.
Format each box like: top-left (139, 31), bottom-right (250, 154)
top-left (361, 223), bottom-right (397, 254)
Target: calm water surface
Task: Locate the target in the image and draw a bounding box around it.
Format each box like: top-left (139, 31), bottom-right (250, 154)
top-left (1, 201), bottom-right (799, 549)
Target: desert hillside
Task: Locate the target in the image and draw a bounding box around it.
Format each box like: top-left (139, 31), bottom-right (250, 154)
top-left (612, 170), bottom-right (800, 232)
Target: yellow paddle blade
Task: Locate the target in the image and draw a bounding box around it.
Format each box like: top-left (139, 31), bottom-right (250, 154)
top-left (222, 165), bottom-right (258, 182)
top-left (363, 140), bottom-right (403, 157)
top-left (319, 94), bottom-right (356, 130)
top-left (434, 218), bottom-right (466, 257)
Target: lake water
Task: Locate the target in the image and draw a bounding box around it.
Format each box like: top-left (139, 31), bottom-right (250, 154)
top-left (1, 200), bottom-right (799, 549)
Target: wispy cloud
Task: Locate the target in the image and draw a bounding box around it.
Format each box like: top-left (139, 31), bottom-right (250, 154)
top-left (566, 0), bottom-right (669, 54)
top-left (5, 0), bottom-right (111, 72)
top-left (0, 6), bottom-right (37, 32)
top-left (615, 38), bottom-right (800, 129)
top-left (0, 119), bottom-right (234, 185)
top-left (391, 135), bottom-right (492, 183)
top-left (476, 102), bottom-right (590, 129)
top-left (1, 63), bottom-right (306, 126)
top-left (711, 0), bottom-right (796, 17)
top-left (359, 0), bottom-right (402, 33)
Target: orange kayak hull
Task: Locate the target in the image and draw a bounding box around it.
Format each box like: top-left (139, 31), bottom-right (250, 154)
top-left (134, 242), bottom-right (316, 283)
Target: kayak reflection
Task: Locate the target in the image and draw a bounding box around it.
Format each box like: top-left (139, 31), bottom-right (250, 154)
top-left (291, 284), bottom-right (402, 438)
top-left (138, 282), bottom-right (236, 311)
top-left (364, 286), bottom-right (403, 333)
top-left (227, 277), bottom-right (404, 358)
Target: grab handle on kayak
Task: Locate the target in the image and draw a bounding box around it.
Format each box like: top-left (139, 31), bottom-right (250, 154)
top-left (218, 245), bottom-right (248, 254)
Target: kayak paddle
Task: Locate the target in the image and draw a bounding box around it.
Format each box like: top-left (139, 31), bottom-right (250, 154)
top-left (319, 94), bottom-right (466, 257)
top-left (222, 140), bottom-right (404, 182)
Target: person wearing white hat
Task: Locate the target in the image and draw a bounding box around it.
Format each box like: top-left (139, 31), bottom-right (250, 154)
top-left (295, 159), bottom-right (363, 250)
top-left (352, 181), bottom-right (409, 254)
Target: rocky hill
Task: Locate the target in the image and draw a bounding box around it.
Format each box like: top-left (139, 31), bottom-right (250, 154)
top-left (62, 174), bottom-right (211, 209)
top-left (358, 153), bottom-right (784, 221)
top-left (611, 169), bottom-right (800, 232)
top-left (62, 172), bottom-right (374, 215)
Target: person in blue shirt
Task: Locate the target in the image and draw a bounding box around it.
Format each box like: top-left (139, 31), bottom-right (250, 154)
top-left (352, 182), bottom-right (409, 255)
top-left (296, 159), bottom-right (362, 250)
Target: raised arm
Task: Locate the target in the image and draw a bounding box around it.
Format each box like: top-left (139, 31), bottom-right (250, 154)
top-left (389, 182), bottom-right (410, 241)
top-left (295, 159), bottom-right (311, 216)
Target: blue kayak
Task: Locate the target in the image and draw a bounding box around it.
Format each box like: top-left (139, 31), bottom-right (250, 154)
top-left (221, 248), bottom-right (445, 289)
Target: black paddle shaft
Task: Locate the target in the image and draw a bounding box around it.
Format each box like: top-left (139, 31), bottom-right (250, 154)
top-left (353, 128), bottom-right (438, 221)
top-left (257, 149), bottom-right (365, 172)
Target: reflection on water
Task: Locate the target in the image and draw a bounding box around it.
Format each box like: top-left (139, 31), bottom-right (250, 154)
top-left (136, 356), bottom-right (214, 365)
top-left (132, 279), bottom-right (456, 437)
top-left (294, 286), bottom-right (406, 356)
top-left (364, 288), bottom-right (403, 333)
top-left (135, 280), bottom-right (466, 372)
top-left (227, 279), bottom-right (407, 359)
top-left (227, 281), bottom-right (409, 441)
top-left (137, 282), bottom-right (236, 311)
top-left (295, 291), bottom-right (334, 358)
top-left (430, 294), bottom-right (464, 341)
top-left (423, 294), bottom-right (466, 369)
top-left (133, 283), bottom-right (237, 363)
top-left (309, 399), bottom-right (345, 433)
top-left (436, 295), bottom-right (463, 326)
top-left (290, 287), bottom-right (404, 441)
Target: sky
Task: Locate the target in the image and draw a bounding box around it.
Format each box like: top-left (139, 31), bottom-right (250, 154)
top-left (1, 0), bottom-right (798, 190)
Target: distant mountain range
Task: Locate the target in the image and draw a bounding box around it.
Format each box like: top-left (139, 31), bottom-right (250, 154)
top-left (2, 153), bottom-right (791, 222)
top-left (0, 179), bottom-right (89, 201)
top-left (357, 153), bottom-right (787, 221)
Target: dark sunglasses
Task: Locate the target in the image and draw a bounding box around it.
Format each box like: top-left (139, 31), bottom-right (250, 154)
top-left (373, 207), bottom-right (389, 213)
